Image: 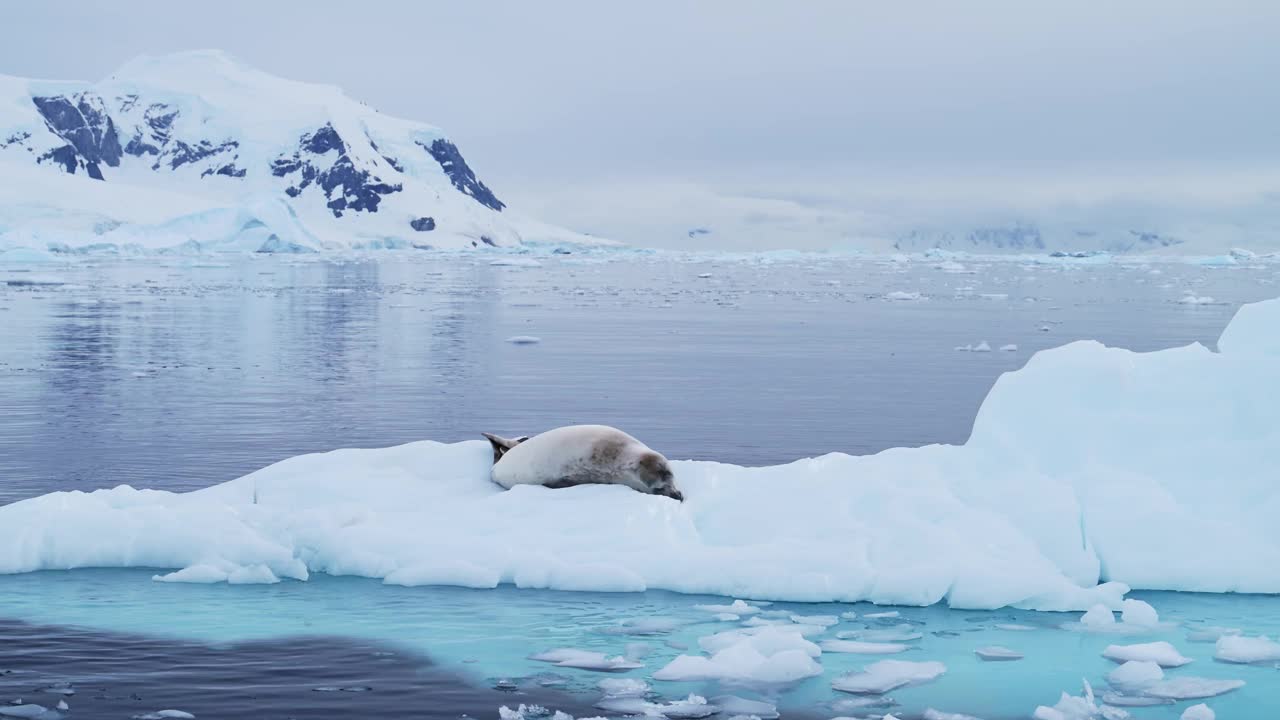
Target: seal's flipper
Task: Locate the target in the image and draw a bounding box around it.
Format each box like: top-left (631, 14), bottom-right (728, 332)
top-left (482, 432), bottom-right (527, 464)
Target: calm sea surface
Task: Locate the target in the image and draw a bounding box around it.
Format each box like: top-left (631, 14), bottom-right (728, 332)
top-left (1, 252), bottom-right (1277, 719)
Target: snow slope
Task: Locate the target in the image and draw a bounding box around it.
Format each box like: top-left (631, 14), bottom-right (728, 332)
top-left (0, 298), bottom-right (1276, 610)
top-left (0, 50), bottom-right (600, 253)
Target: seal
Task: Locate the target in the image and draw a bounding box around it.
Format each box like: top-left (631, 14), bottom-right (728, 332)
top-left (482, 425), bottom-right (683, 501)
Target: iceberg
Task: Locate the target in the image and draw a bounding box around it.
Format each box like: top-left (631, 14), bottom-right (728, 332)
top-left (0, 299), bottom-right (1278, 612)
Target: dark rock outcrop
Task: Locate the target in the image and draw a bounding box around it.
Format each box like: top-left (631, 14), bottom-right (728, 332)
top-left (418, 139), bottom-right (504, 211)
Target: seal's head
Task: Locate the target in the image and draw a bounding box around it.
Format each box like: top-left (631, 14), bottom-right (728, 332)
top-left (637, 452), bottom-right (683, 502)
top-left (482, 432), bottom-right (529, 464)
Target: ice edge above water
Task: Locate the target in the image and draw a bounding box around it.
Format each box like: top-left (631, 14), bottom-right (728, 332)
top-left (1, 298), bottom-right (1277, 611)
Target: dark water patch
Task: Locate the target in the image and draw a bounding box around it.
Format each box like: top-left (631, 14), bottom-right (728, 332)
top-left (0, 618), bottom-right (596, 719)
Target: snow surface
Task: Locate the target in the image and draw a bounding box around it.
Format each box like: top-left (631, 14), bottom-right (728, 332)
top-left (0, 298), bottom-right (1278, 610)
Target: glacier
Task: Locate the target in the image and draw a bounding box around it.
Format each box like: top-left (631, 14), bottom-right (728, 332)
top-left (0, 50), bottom-right (601, 254)
top-left (0, 296), bottom-right (1276, 610)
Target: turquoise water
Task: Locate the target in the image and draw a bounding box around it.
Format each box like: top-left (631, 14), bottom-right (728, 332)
top-left (1, 570), bottom-right (1276, 718)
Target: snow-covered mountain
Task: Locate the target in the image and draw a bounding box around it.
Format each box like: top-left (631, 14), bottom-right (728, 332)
top-left (0, 50), bottom-right (599, 254)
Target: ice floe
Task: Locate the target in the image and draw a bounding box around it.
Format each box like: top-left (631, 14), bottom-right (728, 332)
top-left (1213, 634), bottom-right (1280, 663)
top-left (831, 660), bottom-right (947, 694)
top-left (1101, 642), bottom-right (1192, 667)
top-left (1105, 661), bottom-right (1162, 692)
top-left (821, 639), bottom-right (910, 655)
top-left (1033, 681), bottom-right (1127, 720)
top-left (974, 645), bottom-right (1023, 661)
top-left (1181, 704), bottom-right (1215, 720)
top-left (530, 648), bottom-right (642, 672)
top-left (1142, 677), bottom-right (1244, 700)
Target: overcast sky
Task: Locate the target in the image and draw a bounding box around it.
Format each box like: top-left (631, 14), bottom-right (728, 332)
top-left (3, 1), bottom-right (1278, 248)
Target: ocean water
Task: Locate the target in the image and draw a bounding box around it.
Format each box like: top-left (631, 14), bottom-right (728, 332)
top-left (1, 251), bottom-right (1278, 719)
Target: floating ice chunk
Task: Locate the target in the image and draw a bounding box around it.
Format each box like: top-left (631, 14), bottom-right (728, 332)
top-left (936, 261), bottom-right (967, 273)
top-left (1105, 661), bottom-right (1162, 692)
top-left (530, 648), bottom-right (642, 672)
top-left (741, 616), bottom-right (787, 627)
top-left (1186, 626), bottom-right (1240, 643)
top-left (821, 640), bottom-right (909, 655)
top-left (625, 642), bottom-right (654, 660)
top-left (865, 611), bottom-right (900, 619)
top-left (1081, 605), bottom-right (1116, 627)
top-left (840, 611), bottom-right (858, 620)
top-left (54, 702), bottom-right (67, 712)
top-left (653, 641), bottom-right (821, 684)
top-left (831, 660), bottom-right (947, 694)
top-left (972, 341), bottom-right (992, 352)
top-left (593, 697), bottom-right (656, 716)
top-left (694, 600), bottom-right (761, 615)
top-left (505, 336), bottom-right (542, 345)
top-left (709, 696), bottom-right (778, 719)
top-left (696, 273), bottom-right (713, 279)
top-left (789, 614), bottom-right (839, 626)
top-left (923, 710), bottom-right (983, 720)
top-left (999, 344), bottom-right (1018, 352)
top-left (1143, 677), bottom-right (1244, 700)
top-left (661, 695), bottom-right (719, 719)
top-left (830, 696), bottom-right (897, 713)
top-left (0, 707), bottom-right (50, 719)
top-left (974, 646), bottom-right (1023, 661)
top-left (994, 623), bottom-right (1035, 631)
top-left (598, 678), bottom-right (650, 698)
top-left (1101, 642), bottom-right (1192, 667)
top-left (1178, 294), bottom-right (1216, 305)
top-left (499, 705), bottom-right (556, 720)
top-left (1119, 600), bottom-right (1158, 627)
top-left (715, 613), bottom-right (739, 622)
top-left (1213, 634), bottom-right (1280, 663)
top-left (979, 293), bottom-right (1008, 300)
top-left (490, 258), bottom-right (542, 267)
top-left (1180, 704), bottom-right (1215, 720)
top-left (837, 627), bottom-right (923, 643)
top-left (1032, 680), bottom-right (1128, 720)
top-left (698, 627), bottom-right (821, 658)
top-left (134, 712), bottom-right (196, 720)
top-left (884, 291), bottom-right (922, 301)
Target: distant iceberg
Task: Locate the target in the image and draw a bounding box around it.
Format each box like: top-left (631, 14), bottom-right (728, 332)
top-left (1, 298), bottom-right (1277, 611)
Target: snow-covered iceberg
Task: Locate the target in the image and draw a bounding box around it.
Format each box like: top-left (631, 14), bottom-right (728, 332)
top-left (1, 298), bottom-right (1277, 610)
